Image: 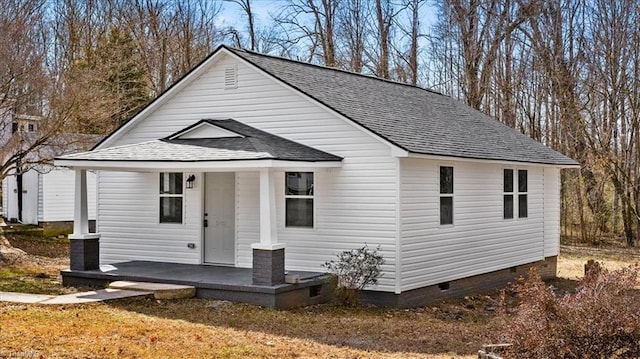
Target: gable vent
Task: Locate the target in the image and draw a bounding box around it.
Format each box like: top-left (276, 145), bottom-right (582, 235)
top-left (224, 66), bottom-right (238, 89)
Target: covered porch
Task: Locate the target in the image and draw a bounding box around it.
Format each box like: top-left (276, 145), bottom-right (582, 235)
top-left (54, 119), bottom-right (343, 308)
top-left (61, 260), bottom-right (331, 309)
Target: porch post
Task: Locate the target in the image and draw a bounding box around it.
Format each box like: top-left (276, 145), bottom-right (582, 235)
top-left (251, 168), bottom-right (285, 285)
top-left (69, 168), bottom-right (100, 271)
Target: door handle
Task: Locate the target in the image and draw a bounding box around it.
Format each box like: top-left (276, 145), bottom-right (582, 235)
top-left (203, 219), bottom-right (208, 227)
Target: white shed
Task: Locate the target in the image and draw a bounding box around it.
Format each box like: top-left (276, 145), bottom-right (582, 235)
top-left (2, 167), bottom-right (97, 226)
top-left (56, 46), bottom-right (579, 306)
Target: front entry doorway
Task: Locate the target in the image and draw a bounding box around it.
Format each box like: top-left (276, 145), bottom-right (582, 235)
top-left (204, 172), bottom-right (235, 264)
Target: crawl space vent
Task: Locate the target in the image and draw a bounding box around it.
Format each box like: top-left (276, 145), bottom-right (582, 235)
top-left (224, 66), bottom-right (238, 89)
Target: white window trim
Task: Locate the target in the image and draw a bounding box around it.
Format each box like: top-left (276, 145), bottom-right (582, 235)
top-left (503, 168), bottom-right (515, 220)
top-left (284, 171), bottom-right (316, 229)
top-left (439, 165), bottom-right (454, 226)
top-left (517, 168), bottom-right (528, 219)
top-left (158, 172), bottom-right (185, 225)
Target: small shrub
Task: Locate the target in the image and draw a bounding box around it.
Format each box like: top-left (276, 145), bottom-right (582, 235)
top-left (497, 263), bottom-right (640, 358)
top-left (322, 244), bottom-right (385, 306)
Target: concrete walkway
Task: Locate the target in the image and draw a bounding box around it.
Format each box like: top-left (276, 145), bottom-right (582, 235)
top-left (0, 288), bottom-right (152, 304)
top-left (0, 281), bottom-right (196, 304)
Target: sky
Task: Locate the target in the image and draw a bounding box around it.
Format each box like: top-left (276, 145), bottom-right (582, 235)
top-left (216, 0), bottom-right (438, 37)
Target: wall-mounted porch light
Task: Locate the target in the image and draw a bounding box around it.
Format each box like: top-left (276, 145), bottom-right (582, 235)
top-left (186, 174), bottom-right (196, 189)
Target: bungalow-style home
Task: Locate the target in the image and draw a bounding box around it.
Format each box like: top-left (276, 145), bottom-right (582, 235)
top-left (56, 45), bottom-right (579, 308)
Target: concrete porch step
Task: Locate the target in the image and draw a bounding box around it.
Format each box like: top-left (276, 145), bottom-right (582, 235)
top-left (108, 281), bottom-right (196, 300)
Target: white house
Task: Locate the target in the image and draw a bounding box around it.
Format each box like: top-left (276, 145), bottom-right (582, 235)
top-left (56, 46), bottom-right (579, 307)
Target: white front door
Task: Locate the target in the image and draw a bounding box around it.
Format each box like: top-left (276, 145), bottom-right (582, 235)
top-left (204, 172), bottom-right (235, 264)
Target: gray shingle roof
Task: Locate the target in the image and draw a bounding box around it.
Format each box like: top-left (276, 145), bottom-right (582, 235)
top-left (165, 119), bottom-right (342, 162)
top-left (227, 47), bottom-right (578, 166)
top-left (59, 119), bottom-right (342, 163)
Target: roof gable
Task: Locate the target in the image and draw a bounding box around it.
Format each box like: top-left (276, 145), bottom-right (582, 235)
top-left (168, 121), bottom-right (244, 140)
top-left (95, 45), bottom-right (578, 167)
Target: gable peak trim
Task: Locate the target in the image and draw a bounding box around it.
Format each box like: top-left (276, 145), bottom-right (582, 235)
top-left (167, 120), bottom-right (244, 140)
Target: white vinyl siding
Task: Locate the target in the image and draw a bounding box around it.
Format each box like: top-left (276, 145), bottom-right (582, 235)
top-left (543, 167), bottom-right (561, 257)
top-left (99, 54), bottom-right (398, 291)
top-left (400, 158), bottom-right (545, 292)
top-left (37, 173), bottom-right (43, 220)
top-left (1, 177), bottom-right (7, 218)
top-left (97, 171), bottom-right (203, 265)
top-left (40, 169), bottom-right (97, 222)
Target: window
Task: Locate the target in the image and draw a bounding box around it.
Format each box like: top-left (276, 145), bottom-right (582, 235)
top-left (503, 169), bottom-right (514, 219)
top-left (439, 166), bottom-right (454, 225)
top-left (518, 169), bottom-right (528, 218)
top-left (28, 123), bottom-right (34, 131)
top-left (285, 172), bottom-right (313, 228)
top-left (159, 172), bottom-right (183, 223)
top-left (11, 122), bottom-right (18, 133)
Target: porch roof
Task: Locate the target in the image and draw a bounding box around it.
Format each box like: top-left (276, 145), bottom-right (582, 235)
top-left (54, 119), bottom-right (343, 171)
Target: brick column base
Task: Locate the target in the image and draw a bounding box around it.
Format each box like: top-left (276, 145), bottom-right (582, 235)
top-left (252, 248), bottom-right (285, 286)
top-left (70, 237), bottom-right (100, 271)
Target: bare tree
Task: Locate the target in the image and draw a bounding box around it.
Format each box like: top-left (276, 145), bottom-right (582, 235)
top-left (336, 0), bottom-right (367, 72)
top-left (273, 0), bottom-right (339, 66)
top-left (439, 0), bottom-right (537, 111)
top-left (582, 0), bottom-right (640, 246)
top-left (0, 0), bottom-right (98, 223)
top-left (372, 0), bottom-right (394, 78)
top-left (226, 0), bottom-right (257, 50)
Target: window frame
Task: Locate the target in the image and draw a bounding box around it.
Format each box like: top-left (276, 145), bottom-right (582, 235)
top-left (284, 171), bottom-right (315, 229)
top-left (439, 165), bottom-right (454, 226)
top-left (503, 168), bottom-right (528, 220)
top-left (503, 168), bottom-right (514, 220)
top-left (159, 172), bottom-right (184, 224)
top-left (517, 169), bottom-right (528, 218)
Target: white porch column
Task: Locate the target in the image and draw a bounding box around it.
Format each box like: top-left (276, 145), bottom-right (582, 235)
top-left (71, 169), bottom-right (89, 236)
top-left (252, 168), bottom-right (285, 285)
top-left (253, 168), bottom-right (283, 250)
top-left (69, 168), bottom-right (100, 271)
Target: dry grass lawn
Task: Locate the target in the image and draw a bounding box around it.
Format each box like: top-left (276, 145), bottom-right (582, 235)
top-left (1, 234), bottom-right (639, 358)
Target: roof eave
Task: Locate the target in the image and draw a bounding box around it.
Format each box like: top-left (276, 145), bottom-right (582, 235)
top-left (405, 152), bottom-right (580, 168)
top-left (53, 158), bottom-right (343, 172)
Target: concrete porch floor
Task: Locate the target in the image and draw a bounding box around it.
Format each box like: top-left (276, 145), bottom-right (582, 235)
top-left (61, 261), bottom-right (332, 309)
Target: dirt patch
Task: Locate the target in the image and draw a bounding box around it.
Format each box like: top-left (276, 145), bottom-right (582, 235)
top-left (0, 233), bottom-right (69, 295)
top-left (5, 234), bottom-right (69, 258)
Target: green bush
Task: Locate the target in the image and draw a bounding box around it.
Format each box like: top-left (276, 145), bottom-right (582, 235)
top-left (322, 244), bottom-right (384, 306)
top-left (497, 263), bottom-right (640, 358)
